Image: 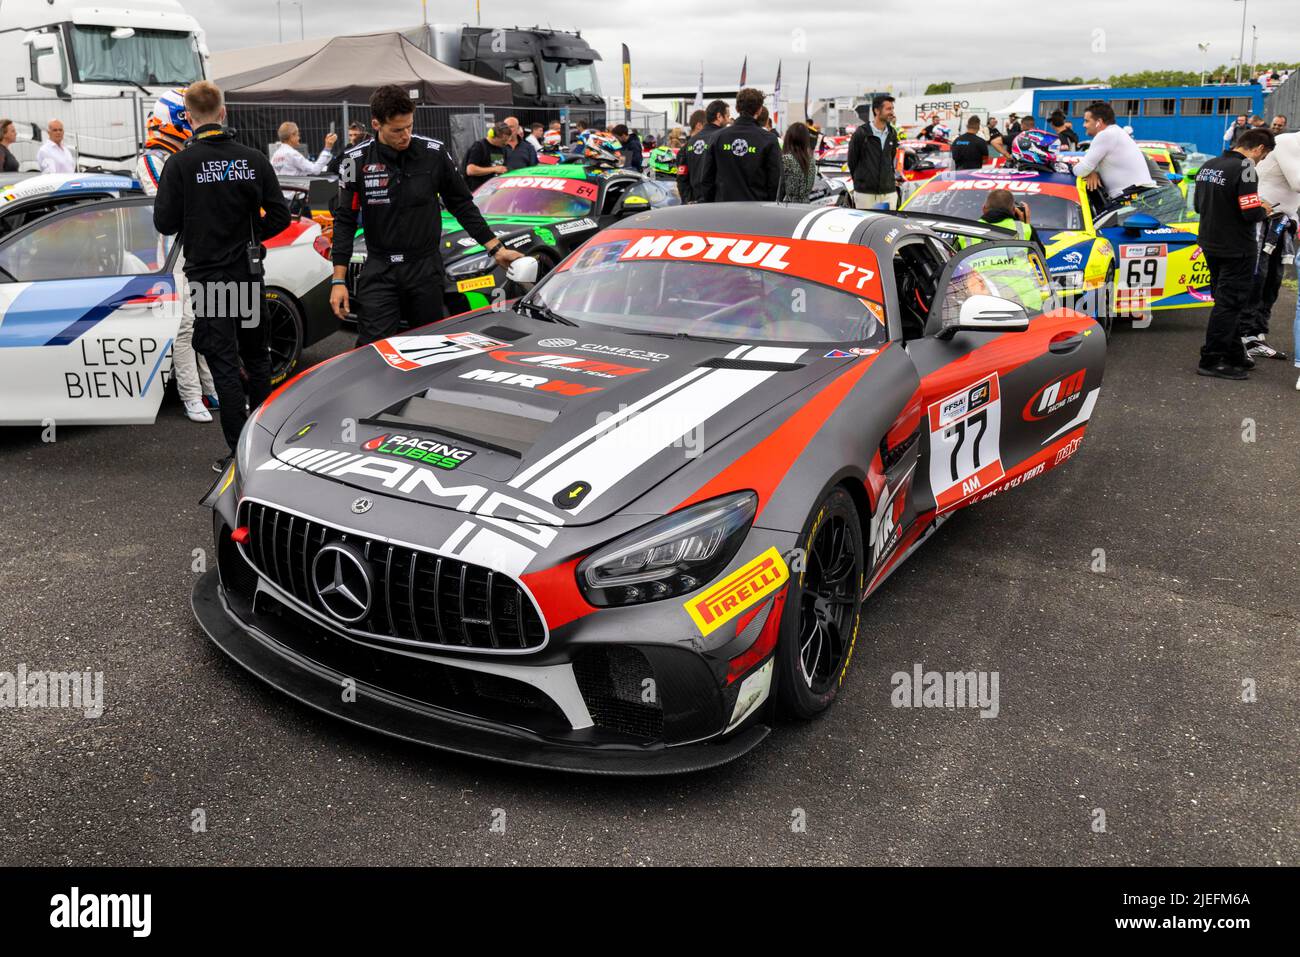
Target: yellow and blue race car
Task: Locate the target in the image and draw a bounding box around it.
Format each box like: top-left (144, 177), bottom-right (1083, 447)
top-left (902, 166), bottom-right (1212, 332)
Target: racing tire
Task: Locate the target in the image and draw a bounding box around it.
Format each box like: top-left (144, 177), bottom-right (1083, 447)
top-left (263, 287), bottom-right (304, 386)
top-left (774, 486), bottom-right (865, 720)
top-left (503, 249), bottom-right (556, 301)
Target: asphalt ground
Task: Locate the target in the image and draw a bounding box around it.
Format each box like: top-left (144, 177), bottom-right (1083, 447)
top-left (1, 288), bottom-right (1297, 866)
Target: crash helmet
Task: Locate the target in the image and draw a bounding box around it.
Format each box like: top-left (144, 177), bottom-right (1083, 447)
top-left (542, 129), bottom-right (563, 149)
top-left (145, 88), bottom-right (192, 154)
top-left (1011, 129), bottom-right (1061, 170)
top-left (648, 145), bottom-right (678, 176)
top-left (583, 130), bottom-right (623, 165)
top-left (931, 124), bottom-right (951, 143)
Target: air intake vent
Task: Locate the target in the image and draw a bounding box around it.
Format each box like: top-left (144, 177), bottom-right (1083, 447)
top-left (479, 325), bottom-right (530, 341)
top-left (698, 358), bottom-right (805, 372)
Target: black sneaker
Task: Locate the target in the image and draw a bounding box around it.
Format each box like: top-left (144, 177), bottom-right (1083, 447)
top-left (1248, 339), bottom-right (1289, 361)
top-left (212, 454), bottom-right (234, 474)
top-left (1197, 362), bottom-right (1249, 380)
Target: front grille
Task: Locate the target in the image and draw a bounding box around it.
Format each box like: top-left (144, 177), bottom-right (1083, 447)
top-left (238, 501), bottom-right (546, 652)
top-left (572, 647), bottom-right (664, 740)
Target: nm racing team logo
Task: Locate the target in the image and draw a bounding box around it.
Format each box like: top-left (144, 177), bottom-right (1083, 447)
top-left (1024, 369), bottom-right (1086, 421)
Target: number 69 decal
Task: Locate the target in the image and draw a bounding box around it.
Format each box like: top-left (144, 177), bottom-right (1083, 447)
top-left (927, 373), bottom-right (1005, 512)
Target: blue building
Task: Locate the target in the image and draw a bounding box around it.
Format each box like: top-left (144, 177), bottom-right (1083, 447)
top-left (1032, 85), bottom-right (1265, 155)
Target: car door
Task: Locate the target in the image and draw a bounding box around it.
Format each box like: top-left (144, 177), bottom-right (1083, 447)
top-left (0, 197), bottom-right (182, 426)
top-left (903, 239), bottom-right (1106, 517)
top-left (1093, 184), bottom-right (1203, 310)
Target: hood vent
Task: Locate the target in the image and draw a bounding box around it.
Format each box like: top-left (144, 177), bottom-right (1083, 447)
top-left (698, 357), bottom-right (805, 372)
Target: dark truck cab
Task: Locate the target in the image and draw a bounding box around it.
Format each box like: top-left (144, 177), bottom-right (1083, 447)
top-left (429, 24), bottom-right (604, 114)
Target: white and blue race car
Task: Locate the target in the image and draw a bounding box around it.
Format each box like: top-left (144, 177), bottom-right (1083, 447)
top-left (0, 186), bottom-right (336, 427)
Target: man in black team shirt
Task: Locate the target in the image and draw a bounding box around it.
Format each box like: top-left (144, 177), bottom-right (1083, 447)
top-left (950, 116), bottom-right (988, 170)
top-left (1192, 127), bottom-right (1275, 379)
top-left (678, 100), bottom-right (729, 203)
top-left (153, 81), bottom-right (290, 473)
top-left (329, 86), bottom-right (522, 346)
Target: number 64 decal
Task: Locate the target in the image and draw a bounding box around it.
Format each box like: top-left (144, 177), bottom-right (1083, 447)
top-left (927, 373), bottom-right (1005, 512)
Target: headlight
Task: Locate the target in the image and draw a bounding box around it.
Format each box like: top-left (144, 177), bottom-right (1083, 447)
top-left (577, 492), bottom-right (758, 607)
top-left (1053, 269), bottom-right (1086, 289)
top-left (446, 252), bottom-right (495, 277)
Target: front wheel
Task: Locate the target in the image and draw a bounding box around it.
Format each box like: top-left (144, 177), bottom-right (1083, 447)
top-left (775, 486), bottom-right (865, 719)
top-left (262, 287), bottom-right (304, 385)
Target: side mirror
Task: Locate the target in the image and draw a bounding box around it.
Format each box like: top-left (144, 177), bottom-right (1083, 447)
top-left (1119, 209), bottom-right (1161, 232)
top-left (26, 33), bottom-right (65, 92)
top-left (506, 256), bottom-right (540, 285)
top-left (941, 294), bottom-right (1030, 338)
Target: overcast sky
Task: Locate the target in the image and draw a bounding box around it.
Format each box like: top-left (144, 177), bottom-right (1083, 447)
top-left (204, 0), bottom-right (1300, 100)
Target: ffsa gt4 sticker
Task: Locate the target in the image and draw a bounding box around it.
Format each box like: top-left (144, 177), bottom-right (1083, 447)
top-left (372, 331), bottom-right (506, 371)
top-left (928, 373), bottom-right (1004, 513)
top-left (685, 547), bottom-right (790, 637)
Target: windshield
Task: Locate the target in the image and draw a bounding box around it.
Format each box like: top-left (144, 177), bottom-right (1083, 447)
top-left (1121, 183), bottom-right (1193, 226)
top-left (70, 26), bottom-right (201, 86)
top-left (907, 182), bottom-right (1085, 231)
top-left (474, 175), bottom-right (596, 218)
top-left (541, 59), bottom-right (602, 97)
top-left (529, 233), bottom-right (888, 345)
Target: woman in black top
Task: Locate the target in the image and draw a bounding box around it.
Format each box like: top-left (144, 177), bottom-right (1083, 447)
top-left (778, 122), bottom-right (817, 203)
top-left (0, 120), bottom-right (19, 172)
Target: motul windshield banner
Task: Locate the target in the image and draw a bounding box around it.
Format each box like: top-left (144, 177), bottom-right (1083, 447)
top-left (586, 228), bottom-right (885, 301)
top-left (490, 176), bottom-right (599, 202)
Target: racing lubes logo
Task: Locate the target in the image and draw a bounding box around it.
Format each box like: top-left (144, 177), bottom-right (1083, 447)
top-left (1024, 369), bottom-right (1086, 421)
top-left (362, 433), bottom-right (476, 470)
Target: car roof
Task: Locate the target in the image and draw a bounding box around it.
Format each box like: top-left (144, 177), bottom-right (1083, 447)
top-left (931, 168), bottom-right (1079, 189)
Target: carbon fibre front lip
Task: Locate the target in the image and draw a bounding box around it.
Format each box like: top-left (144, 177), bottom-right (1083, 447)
top-left (192, 570), bottom-right (769, 776)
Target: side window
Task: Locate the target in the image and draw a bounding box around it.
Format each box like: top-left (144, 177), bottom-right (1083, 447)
top-left (0, 204), bottom-right (166, 282)
top-left (601, 181), bottom-right (630, 215)
top-left (893, 239), bottom-right (948, 342)
top-left (937, 245), bottom-right (1056, 328)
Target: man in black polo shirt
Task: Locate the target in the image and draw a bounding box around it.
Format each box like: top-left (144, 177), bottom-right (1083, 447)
top-left (1192, 127), bottom-right (1275, 379)
top-left (463, 123), bottom-right (510, 190)
top-left (950, 116), bottom-right (988, 170)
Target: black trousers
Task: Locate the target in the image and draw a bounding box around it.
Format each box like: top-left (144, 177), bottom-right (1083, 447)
top-left (1241, 236), bottom-right (1285, 338)
top-left (188, 268), bottom-right (270, 452)
top-left (1200, 252), bottom-right (1253, 368)
top-left (355, 253), bottom-right (446, 346)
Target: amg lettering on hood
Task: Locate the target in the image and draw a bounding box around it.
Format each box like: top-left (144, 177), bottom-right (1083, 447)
top-left (362, 433), bottom-right (476, 470)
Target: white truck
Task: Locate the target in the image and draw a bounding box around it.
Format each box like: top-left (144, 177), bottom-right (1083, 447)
top-left (0, 0), bottom-right (208, 171)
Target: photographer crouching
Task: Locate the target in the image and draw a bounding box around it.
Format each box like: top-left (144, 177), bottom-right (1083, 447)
top-left (154, 81), bottom-right (290, 473)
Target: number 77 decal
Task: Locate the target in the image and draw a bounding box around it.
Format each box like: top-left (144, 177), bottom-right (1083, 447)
top-left (927, 373), bottom-right (1005, 513)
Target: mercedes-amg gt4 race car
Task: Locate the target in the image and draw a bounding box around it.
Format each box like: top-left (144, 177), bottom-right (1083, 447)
top-left (903, 166), bottom-right (1212, 330)
top-left (0, 195), bottom-right (336, 426)
top-left (195, 204), bottom-right (1106, 773)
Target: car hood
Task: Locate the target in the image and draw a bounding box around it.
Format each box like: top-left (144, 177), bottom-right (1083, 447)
top-left (261, 311), bottom-right (858, 527)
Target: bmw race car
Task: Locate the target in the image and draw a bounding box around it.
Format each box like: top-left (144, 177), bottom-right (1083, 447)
top-left (903, 167), bottom-right (1213, 330)
top-left (194, 203), bottom-right (1106, 773)
top-left (0, 172), bottom-right (141, 238)
top-left (0, 195), bottom-right (337, 426)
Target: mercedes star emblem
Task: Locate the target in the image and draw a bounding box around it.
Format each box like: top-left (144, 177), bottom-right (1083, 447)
top-left (351, 497), bottom-right (372, 514)
top-left (311, 544), bottom-right (374, 624)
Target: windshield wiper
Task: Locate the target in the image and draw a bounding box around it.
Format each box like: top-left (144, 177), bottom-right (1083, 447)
top-left (514, 299), bottom-right (577, 326)
top-left (630, 330), bottom-right (742, 344)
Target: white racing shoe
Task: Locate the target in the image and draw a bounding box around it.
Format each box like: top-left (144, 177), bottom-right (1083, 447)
top-left (184, 399), bottom-right (213, 423)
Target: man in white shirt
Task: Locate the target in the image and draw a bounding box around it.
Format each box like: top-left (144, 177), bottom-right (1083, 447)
top-left (36, 119), bottom-right (75, 173)
top-left (1242, 131), bottom-right (1300, 364)
top-left (270, 121), bottom-right (337, 176)
top-left (525, 121), bottom-right (544, 150)
top-left (1072, 101), bottom-right (1155, 201)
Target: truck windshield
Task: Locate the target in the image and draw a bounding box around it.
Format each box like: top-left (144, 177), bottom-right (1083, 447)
top-left (541, 59), bottom-right (601, 97)
top-left (70, 26), bottom-right (201, 86)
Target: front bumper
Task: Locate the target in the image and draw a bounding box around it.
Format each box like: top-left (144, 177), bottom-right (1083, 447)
top-left (193, 560), bottom-right (770, 775)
